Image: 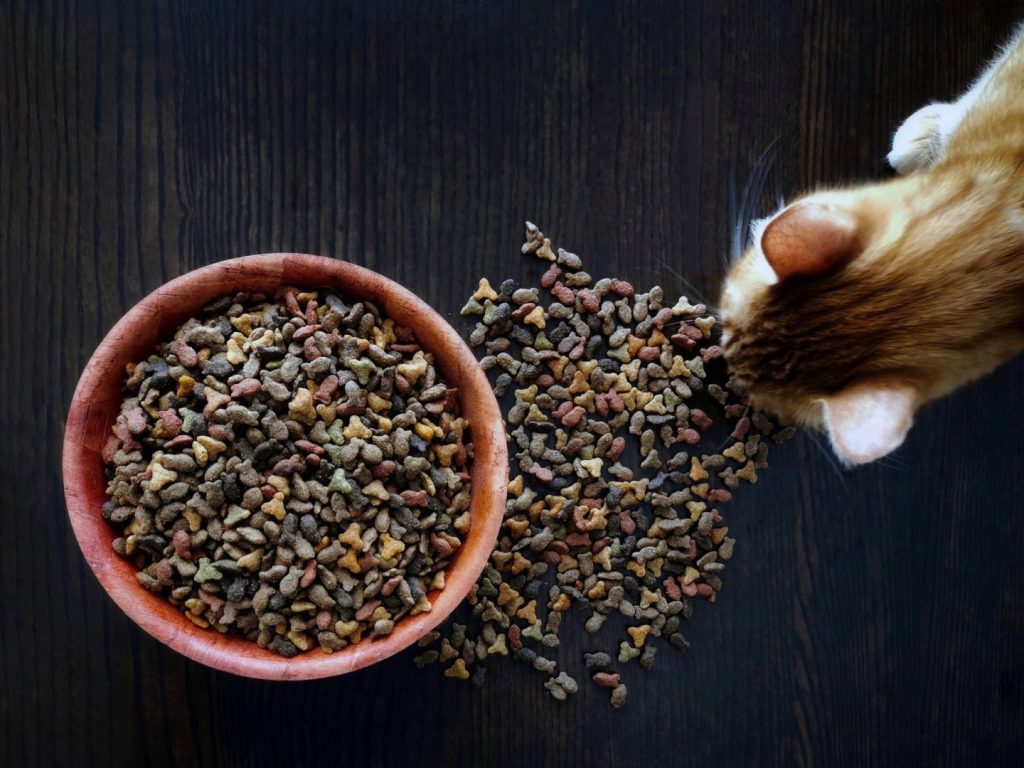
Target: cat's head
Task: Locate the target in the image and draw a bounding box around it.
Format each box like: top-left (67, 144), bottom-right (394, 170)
top-left (719, 176), bottom-right (1024, 465)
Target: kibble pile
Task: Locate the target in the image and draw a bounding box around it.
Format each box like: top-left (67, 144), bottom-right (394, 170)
top-left (414, 223), bottom-right (793, 706)
top-left (101, 288), bottom-right (472, 657)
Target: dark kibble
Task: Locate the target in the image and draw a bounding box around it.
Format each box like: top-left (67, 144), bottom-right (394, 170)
top-left (103, 288), bottom-right (472, 656)
top-left (417, 222), bottom-right (790, 707)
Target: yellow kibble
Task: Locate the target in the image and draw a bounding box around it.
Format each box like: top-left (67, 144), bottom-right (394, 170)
top-left (444, 658), bottom-right (470, 680)
top-left (182, 509), bottom-right (202, 533)
top-left (339, 523), bottom-right (363, 549)
top-left (338, 549), bottom-right (362, 574)
top-left (176, 375), bottom-right (196, 397)
top-left (690, 456), bottom-right (709, 482)
top-left (627, 624), bottom-right (652, 648)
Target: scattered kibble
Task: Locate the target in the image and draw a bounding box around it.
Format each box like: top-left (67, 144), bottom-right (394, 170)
top-left (415, 222), bottom-right (792, 704)
top-left (102, 287), bottom-right (473, 656)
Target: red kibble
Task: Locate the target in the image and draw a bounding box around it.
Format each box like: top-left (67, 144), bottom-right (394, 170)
top-left (565, 532), bottom-right (592, 548)
top-left (508, 624), bottom-right (523, 649)
top-left (652, 307), bottom-right (674, 328)
top-left (311, 376), bottom-right (339, 407)
top-left (540, 264), bottom-right (563, 289)
top-left (172, 529), bottom-right (192, 559)
top-left (272, 455), bottom-right (305, 476)
top-left (371, 460), bottom-right (397, 479)
top-left (606, 435), bottom-right (626, 461)
top-left (551, 282), bottom-right (576, 305)
top-left (292, 324), bottom-right (322, 341)
top-left (393, 324), bottom-right (416, 342)
top-left (512, 302), bottom-right (536, 320)
top-left (610, 279), bottom-right (634, 297)
top-left (690, 409), bottom-right (713, 431)
top-left (158, 409), bottom-right (182, 438)
top-left (637, 346), bottom-right (660, 363)
top-left (572, 506), bottom-right (588, 532)
top-left (561, 405), bottom-right (587, 428)
top-left (303, 336), bottom-right (322, 361)
top-left (208, 424), bottom-right (232, 441)
top-left (400, 490), bottom-right (429, 507)
top-left (593, 672), bottom-right (621, 688)
top-left (731, 416), bottom-right (750, 441)
top-left (381, 575), bottom-right (404, 596)
top-left (708, 488), bottom-right (732, 503)
top-left (301, 560), bottom-right (318, 588)
top-left (101, 436), bottom-right (121, 463)
top-left (568, 338), bottom-right (586, 361)
top-left (662, 577), bottom-right (682, 601)
top-left (671, 333), bottom-right (697, 351)
top-left (547, 540), bottom-right (569, 555)
top-left (357, 552), bottom-right (380, 572)
top-left (552, 401), bottom-right (573, 420)
top-left (677, 427), bottom-right (701, 445)
top-left (282, 288), bottom-right (302, 316)
top-left (125, 406), bottom-right (147, 435)
top-left (355, 600), bottom-right (381, 621)
top-left (229, 378), bottom-right (262, 399)
top-left (700, 345), bottom-right (724, 362)
top-left (294, 439), bottom-right (325, 456)
top-left (578, 288), bottom-right (600, 313)
top-left (618, 509), bottom-right (636, 535)
top-left (528, 464), bottom-right (553, 483)
top-left (168, 338), bottom-right (198, 367)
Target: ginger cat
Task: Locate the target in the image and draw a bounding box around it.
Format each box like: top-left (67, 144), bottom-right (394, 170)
top-left (719, 26), bottom-right (1024, 465)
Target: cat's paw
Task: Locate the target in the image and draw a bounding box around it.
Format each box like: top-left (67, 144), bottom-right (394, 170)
top-left (887, 103), bottom-right (952, 174)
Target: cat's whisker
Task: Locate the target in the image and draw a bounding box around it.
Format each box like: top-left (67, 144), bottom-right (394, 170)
top-left (730, 135), bottom-right (784, 264)
top-left (636, 259), bottom-right (714, 309)
top-left (804, 429), bottom-right (850, 488)
top-left (874, 454), bottom-right (908, 471)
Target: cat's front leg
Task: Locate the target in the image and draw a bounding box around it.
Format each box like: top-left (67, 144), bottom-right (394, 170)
top-left (887, 102), bottom-right (955, 174)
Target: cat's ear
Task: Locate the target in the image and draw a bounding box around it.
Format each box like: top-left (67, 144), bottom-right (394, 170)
top-left (820, 380), bottom-right (917, 465)
top-left (761, 201), bottom-right (862, 280)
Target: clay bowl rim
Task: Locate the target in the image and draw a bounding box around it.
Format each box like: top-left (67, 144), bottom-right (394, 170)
top-left (62, 253), bottom-right (508, 681)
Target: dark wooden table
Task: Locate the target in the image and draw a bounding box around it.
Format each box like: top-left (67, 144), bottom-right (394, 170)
top-left (3, 2), bottom-right (1022, 766)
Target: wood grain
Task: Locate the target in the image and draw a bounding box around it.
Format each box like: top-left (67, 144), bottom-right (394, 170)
top-left (2, 1), bottom-right (1022, 766)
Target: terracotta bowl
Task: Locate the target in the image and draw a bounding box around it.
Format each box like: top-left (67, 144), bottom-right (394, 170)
top-left (62, 253), bottom-right (508, 680)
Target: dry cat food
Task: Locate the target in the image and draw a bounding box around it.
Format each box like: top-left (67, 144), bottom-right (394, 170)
top-left (101, 288), bottom-right (472, 657)
top-left (414, 223), bottom-right (793, 705)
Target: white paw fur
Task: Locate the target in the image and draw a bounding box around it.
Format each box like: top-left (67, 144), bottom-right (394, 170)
top-left (887, 103), bottom-right (953, 175)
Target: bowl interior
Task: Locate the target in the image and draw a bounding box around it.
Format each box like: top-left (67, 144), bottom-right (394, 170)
top-left (62, 253), bottom-right (507, 680)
